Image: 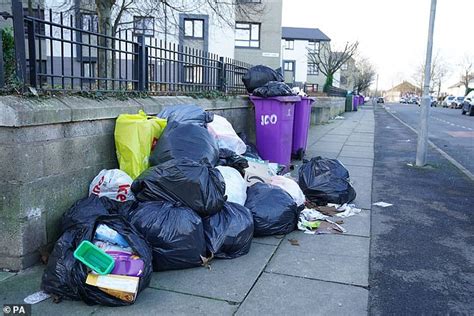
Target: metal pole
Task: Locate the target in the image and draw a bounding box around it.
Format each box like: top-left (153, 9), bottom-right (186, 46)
top-left (416, 0), bottom-right (437, 167)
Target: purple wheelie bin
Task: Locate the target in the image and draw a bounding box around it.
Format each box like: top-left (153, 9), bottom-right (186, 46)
top-left (249, 95), bottom-right (301, 169)
top-left (292, 96), bottom-right (315, 160)
top-left (353, 95), bottom-right (359, 111)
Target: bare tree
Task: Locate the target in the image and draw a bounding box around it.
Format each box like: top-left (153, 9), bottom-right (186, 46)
top-left (307, 41), bottom-right (359, 92)
top-left (352, 57), bottom-right (376, 94)
top-left (412, 52), bottom-right (449, 97)
top-left (459, 55), bottom-right (473, 95)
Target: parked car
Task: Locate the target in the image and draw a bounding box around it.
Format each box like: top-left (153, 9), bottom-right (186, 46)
top-left (461, 91), bottom-right (474, 116)
top-left (408, 97), bottom-right (420, 105)
top-left (399, 97), bottom-right (407, 104)
top-left (377, 97), bottom-right (384, 104)
top-left (442, 95), bottom-right (456, 108)
top-left (451, 96), bottom-right (465, 109)
top-left (430, 96), bottom-right (437, 107)
top-left (364, 96), bottom-right (371, 103)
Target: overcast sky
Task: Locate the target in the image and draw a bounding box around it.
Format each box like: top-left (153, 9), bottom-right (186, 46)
top-left (282, 0), bottom-right (474, 91)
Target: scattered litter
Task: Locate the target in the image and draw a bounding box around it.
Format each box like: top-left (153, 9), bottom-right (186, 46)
top-left (327, 203), bottom-right (363, 218)
top-left (288, 239), bottom-right (300, 246)
top-left (373, 201), bottom-right (393, 207)
top-left (24, 291), bottom-right (51, 304)
top-left (407, 163), bottom-right (413, 167)
top-left (334, 116), bottom-right (345, 120)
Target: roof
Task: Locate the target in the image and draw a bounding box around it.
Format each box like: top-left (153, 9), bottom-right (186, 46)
top-left (282, 27), bottom-right (331, 42)
top-left (387, 81), bottom-right (420, 93)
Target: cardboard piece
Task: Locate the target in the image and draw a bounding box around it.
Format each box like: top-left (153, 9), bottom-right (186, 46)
top-left (86, 274), bottom-right (139, 303)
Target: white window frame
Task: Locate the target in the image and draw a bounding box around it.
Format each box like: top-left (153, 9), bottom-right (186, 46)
top-left (235, 22), bottom-right (260, 48)
top-left (307, 63), bottom-right (319, 75)
top-left (184, 19), bottom-right (204, 39)
top-left (284, 40), bottom-right (294, 50)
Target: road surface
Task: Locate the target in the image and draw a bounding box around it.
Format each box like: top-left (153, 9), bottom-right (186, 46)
top-left (383, 103), bottom-right (474, 175)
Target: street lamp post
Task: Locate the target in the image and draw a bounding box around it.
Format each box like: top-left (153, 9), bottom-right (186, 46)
top-left (416, 0), bottom-right (437, 167)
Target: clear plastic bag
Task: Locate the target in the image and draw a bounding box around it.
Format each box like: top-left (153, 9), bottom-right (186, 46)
top-left (208, 115), bottom-right (247, 155)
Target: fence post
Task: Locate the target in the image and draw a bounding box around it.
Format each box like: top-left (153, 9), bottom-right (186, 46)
top-left (26, 19), bottom-right (37, 88)
top-left (136, 35), bottom-right (147, 92)
top-left (218, 56), bottom-right (227, 93)
top-left (11, 0), bottom-right (27, 88)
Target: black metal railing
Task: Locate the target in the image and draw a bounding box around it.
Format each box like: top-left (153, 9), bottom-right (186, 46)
top-left (9, 1), bottom-right (252, 95)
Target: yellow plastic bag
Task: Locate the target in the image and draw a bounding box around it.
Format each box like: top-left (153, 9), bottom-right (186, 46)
top-left (114, 110), bottom-right (167, 179)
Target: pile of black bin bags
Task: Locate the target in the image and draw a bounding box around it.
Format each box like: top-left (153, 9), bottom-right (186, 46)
top-left (41, 105), bottom-right (302, 306)
top-left (242, 65), bottom-right (296, 97)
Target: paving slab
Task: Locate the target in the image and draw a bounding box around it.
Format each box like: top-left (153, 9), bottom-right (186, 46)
top-left (304, 151), bottom-right (339, 159)
top-left (96, 288), bottom-right (237, 316)
top-left (149, 243), bottom-right (276, 303)
top-left (339, 149), bottom-right (374, 160)
top-left (266, 233), bottom-right (369, 287)
top-left (337, 209), bottom-right (371, 238)
top-left (237, 273), bottom-right (368, 315)
top-left (344, 165), bottom-right (373, 180)
top-left (346, 136), bottom-right (374, 143)
top-left (0, 271), bottom-right (16, 282)
top-left (341, 145), bottom-right (374, 153)
top-left (320, 135), bottom-right (349, 143)
top-left (345, 141), bottom-right (374, 147)
top-left (338, 157), bottom-right (374, 167)
top-left (252, 236), bottom-right (284, 246)
top-left (351, 176), bottom-right (372, 209)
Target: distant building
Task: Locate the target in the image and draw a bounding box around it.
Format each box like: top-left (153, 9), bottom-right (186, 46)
top-left (384, 81), bottom-right (421, 102)
top-left (336, 57), bottom-right (357, 92)
top-left (281, 26), bottom-right (330, 92)
top-left (446, 78), bottom-right (474, 96)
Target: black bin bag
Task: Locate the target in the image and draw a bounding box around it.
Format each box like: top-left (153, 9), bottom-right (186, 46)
top-left (41, 196), bottom-right (153, 306)
top-left (129, 201), bottom-right (206, 271)
top-left (242, 65), bottom-right (284, 93)
top-left (131, 158), bottom-right (226, 217)
top-left (244, 183), bottom-right (298, 236)
top-left (298, 156), bottom-right (356, 205)
top-left (217, 148), bottom-right (249, 176)
top-left (149, 120), bottom-right (219, 167)
top-left (252, 81), bottom-right (295, 98)
top-left (158, 104), bottom-right (214, 126)
top-left (203, 202), bottom-right (254, 259)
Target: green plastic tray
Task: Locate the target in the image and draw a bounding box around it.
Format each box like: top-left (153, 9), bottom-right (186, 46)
top-left (73, 240), bottom-right (115, 275)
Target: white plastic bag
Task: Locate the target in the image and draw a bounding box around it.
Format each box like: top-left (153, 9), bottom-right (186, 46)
top-left (208, 115), bottom-right (247, 155)
top-left (269, 175), bottom-right (306, 206)
top-left (89, 169), bottom-right (135, 202)
top-left (216, 166), bottom-right (247, 206)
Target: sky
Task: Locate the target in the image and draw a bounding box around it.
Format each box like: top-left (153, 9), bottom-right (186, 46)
top-left (282, 0), bottom-right (474, 91)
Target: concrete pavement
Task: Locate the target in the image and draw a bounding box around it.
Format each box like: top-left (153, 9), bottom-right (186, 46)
top-left (0, 106), bottom-right (375, 315)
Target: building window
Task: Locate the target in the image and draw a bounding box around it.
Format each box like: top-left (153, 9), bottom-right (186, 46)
top-left (134, 16), bottom-right (154, 37)
top-left (184, 19), bottom-right (204, 39)
top-left (83, 62), bottom-right (97, 79)
top-left (235, 22), bottom-right (260, 48)
top-left (284, 40), bottom-right (294, 50)
top-left (308, 41), bottom-right (320, 53)
top-left (283, 61), bottom-right (294, 71)
top-left (81, 13), bottom-right (98, 33)
top-left (341, 63), bottom-right (348, 71)
top-left (308, 63), bottom-right (319, 75)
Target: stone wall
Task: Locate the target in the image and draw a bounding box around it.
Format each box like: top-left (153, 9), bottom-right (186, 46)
top-left (0, 95), bottom-right (255, 270)
top-left (311, 96), bottom-right (346, 124)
